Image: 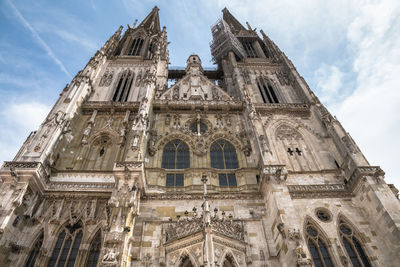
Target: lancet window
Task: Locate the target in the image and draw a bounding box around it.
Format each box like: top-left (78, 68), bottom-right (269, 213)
top-left (86, 231), bottom-right (102, 267)
top-left (305, 222), bottom-right (334, 267)
top-left (257, 81), bottom-right (279, 103)
top-left (210, 139), bottom-right (238, 187)
top-left (243, 41), bottom-right (257, 58)
top-left (162, 139), bottom-right (190, 187)
top-left (24, 231), bottom-right (44, 267)
top-left (112, 70), bottom-right (134, 102)
top-left (339, 219), bottom-right (371, 267)
top-left (48, 222), bottom-right (83, 267)
top-left (127, 37), bottom-right (144, 56)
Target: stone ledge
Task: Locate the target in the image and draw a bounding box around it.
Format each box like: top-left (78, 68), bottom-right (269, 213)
top-left (287, 184), bottom-right (352, 199)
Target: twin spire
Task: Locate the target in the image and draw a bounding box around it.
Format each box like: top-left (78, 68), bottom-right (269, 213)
top-left (134, 6), bottom-right (246, 35)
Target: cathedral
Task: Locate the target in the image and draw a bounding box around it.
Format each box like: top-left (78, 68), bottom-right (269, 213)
top-left (1, 6), bottom-right (400, 267)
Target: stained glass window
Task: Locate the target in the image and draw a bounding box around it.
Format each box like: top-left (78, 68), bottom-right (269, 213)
top-left (162, 140), bottom-right (189, 169)
top-left (211, 140), bottom-right (238, 187)
top-left (339, 219), bottom-right (371, 267)
top-left (49, 222), bottom-right (83, 267)
top-left (86, 231), bottom-right (102, 267)
top-left (162, 140), bottom-right (189, 187)
top-left (305, 222), bottom-right (334, 267)
top-left (24, 231), bottom-right (44, 267)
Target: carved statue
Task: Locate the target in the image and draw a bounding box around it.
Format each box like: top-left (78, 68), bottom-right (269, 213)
top-left (103, 246), bottom-right (119, 263)
top-left (172, 86), bottom-right (180, 100)
top-left (99, 70), bottom-right (114, 87)
top-left (212, 87), bottom-right (220, 100)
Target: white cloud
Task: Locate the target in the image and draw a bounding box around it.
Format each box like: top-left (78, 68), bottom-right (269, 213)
top-left (333, 0), bottom-right (400, 187)
top-left (0, 102), bottom-right (50, 163)
top-left (315, 65), bottom-right (344, 105)
top-left (3, 102), bottom-right (50, 130)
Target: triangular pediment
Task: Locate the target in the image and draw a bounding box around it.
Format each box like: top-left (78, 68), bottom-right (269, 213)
top-left (161, 72), bottom-right (231, 101)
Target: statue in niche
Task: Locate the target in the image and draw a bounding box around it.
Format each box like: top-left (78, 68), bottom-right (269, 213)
top-left (215, 114), bottom-right (223, 128)
top-left (165, 114), bottom-right (171, 126)
top-left (212, 87), bottom-right (220, 100)
top-left (172, 86), bottom-right (179, 100)
top-left (132, 134), bottom-right (140, 148)
top-left (135, 72), bottom-right (142, 86)
top-left (173, 114), bottom-right (181, 129)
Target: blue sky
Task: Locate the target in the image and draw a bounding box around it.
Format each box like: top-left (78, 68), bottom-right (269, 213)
top-left (1, 0), bottom-right (400, 189)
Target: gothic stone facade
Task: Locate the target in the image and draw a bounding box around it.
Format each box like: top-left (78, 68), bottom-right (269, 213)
top-left (0, 6), bottom-right (399, 267)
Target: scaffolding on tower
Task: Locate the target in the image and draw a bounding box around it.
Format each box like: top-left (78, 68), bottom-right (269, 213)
top-left (210, 19), bottom-right (245, 63)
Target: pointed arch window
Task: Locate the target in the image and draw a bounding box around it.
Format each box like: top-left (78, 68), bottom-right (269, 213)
top-left (48, 222), bottom-right (83, 267)
top-left (162, 139), bottom-right (189, 187)
top-left (223, 254), bottom-right (237, 267)
top-left (257, 80), bottom-right (279, 103)
top-left (210, 139), bottom-right (238, 187)
top-left (127, 37), bottom-right (144, 56)
top-left (24, 231), bottom-right (44, 267)
top-left (305, 222), bottom-right (334, 267)
top-left (339, 219), bottom-right (371, 267)
top-left (112, 70), bottom-right (134, 102)
top-left (86, 231), bottom-right (102, 267)
top-left (179, 255), bottom-right (194, 267)
top-left (243, 41), bottom-right (257, 58)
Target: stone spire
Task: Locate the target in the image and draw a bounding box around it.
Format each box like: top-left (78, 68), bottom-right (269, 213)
top-left (137, 5), bottom-right (161, 33)
top-left (222, 7), bottom-right (247, 34)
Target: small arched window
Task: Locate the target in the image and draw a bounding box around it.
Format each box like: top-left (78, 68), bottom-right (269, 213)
top-left (127, 37), bottom-right (144, 56)
top-left (24, 231), bottom-right (44, 267)
top-left (48, 222), bottom-right (83, 267)
top-left (339, 219), bottom-right (371, 267)
top-left (86, 231), bottom-right (102, 267)
top-left (162, 139), bottom-right (189, 187)
top-left (210, 139), bottom-right (238, 187)
top-left (305, 222), bottom-right (334, 267)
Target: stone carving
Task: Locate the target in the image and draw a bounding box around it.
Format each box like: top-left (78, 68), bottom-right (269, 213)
top-left (215, 114), bottom-right (224, 128)
top-left (165, 114), bottom-right (171, 126)
top-left (277, 223), bottom-right (286, 238)
top-left (165, 216), bottom-right (244, 243)
top-left (82, 110), bottom-right (97, 144)
top-left (135, 72), bottom-right (142, 86)
top-left (287, 184), bottom-right (352, 199)
top-left (259, 134), bottom-right (270, 153)
top-left (294, 241), bottom-right (312, 266)
top-left (263, 165), bottom-right (288, 183)
top-left (274, 70), bottom-right (294, 86)
top-left (173, 114), bottom-right (181, 129)
top-left (288, 228), bottom-right (300, 240)
top-left (276, 124), bottom-right (302, 140)
top-left (99, 70), bottom-right (114, 87)
top-left (102, 246), bottom-right (119, 265)
top-left (212, 87), bottom-right (220, 100)
top-left (147, 130), bottom-right (158, 156)
top-left (23, 192), bottom-right (39, 218)
top-left (172, 86), bottom-right (180, 100)
top-left (341, 134), bottom-right (359, 154)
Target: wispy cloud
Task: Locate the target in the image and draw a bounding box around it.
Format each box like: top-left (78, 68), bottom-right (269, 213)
top-left (5, 0), bottom-right (72, 78)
